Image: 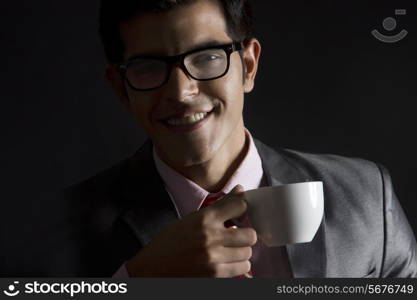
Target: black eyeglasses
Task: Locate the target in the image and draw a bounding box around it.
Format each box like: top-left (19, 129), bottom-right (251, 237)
top-left (117, 42), bottom-right (243, 91)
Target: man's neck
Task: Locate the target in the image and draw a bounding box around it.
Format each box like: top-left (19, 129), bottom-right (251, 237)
top-left (189, 127), bottom-right (248, 192)
top-left (156, 124), bottom-right (248, 193)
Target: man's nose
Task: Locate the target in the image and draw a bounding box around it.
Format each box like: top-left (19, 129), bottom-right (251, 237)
top-left (163, 64), bottom-right (198, 103)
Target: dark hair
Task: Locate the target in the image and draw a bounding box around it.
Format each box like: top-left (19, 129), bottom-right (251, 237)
top-left (98, 0), bottom-right (254, 63)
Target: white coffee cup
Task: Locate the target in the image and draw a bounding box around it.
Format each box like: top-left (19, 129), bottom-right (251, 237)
top-left (239, 181), bottom-right (324, 247)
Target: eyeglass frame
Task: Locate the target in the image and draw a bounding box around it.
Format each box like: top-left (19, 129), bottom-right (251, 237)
top-left (116, 41), bottom-right (243, 91)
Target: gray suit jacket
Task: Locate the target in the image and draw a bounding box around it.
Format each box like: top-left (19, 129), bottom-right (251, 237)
top-left (56, 138), bottom-right (417, 277)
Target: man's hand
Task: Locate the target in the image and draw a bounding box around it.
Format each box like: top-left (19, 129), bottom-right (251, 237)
top-left (126, 184), bottom-right (257, 277)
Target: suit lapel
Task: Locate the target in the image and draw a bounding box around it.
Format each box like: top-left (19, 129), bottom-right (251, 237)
top-left (254, 138), bottom-right (327, 277)
top-left (119, 139), bottom-right (179, 246)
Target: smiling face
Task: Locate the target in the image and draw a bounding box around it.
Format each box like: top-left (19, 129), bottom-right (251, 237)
top-left (107, 0), bottom-right (260, 169)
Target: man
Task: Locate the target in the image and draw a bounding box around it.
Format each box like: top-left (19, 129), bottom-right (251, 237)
top-left (61, 0), bottom-right (417, 277)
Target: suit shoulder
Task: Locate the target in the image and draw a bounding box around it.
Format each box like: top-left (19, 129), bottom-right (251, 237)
top-left (284, 148), bottom-right (379, 175)
top-left (279, 147), bottom-right (386, 194)
top-left (255, 138), bottom-right (382, 179)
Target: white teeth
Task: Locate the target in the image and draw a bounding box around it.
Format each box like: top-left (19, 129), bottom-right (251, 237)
top-left (166, 112), bottom-right (208, 126)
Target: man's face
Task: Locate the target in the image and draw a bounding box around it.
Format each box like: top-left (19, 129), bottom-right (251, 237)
top-left (108, 0), bottom-right (260, 167)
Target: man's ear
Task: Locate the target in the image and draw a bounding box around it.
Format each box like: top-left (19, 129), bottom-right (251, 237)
top-left (105, 64), bottom-right (133, 112)
top-left (242, 38), bottom-right (261, 93)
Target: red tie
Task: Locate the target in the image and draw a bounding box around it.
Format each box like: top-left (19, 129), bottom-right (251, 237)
top-left (200, 193), bottom-right (253, 278)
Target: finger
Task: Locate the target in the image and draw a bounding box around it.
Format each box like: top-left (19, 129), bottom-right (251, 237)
top-left (222, 227), bottom-right (257, 247)
top-left (229, 191), bottom-right (250, 225)
top-left (218, 246), bottom-right (253, 263)
top-left (211, 186), bottom-right (247, 222)
top-left (230, 184), bottom-right (245, 194)
top-left (229, 210), bottom-right (249, 226)
top-left (215, 261), bottom-right (252, 278)
top-left (214, 184), bottom-right (244, 203)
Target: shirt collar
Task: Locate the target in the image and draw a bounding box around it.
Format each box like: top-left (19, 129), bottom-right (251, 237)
top-left (153, 128), bottom-right (263, 218)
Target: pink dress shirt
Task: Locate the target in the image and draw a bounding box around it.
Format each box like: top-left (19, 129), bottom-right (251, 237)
top-left (113, 129), bottom-right (293, 278)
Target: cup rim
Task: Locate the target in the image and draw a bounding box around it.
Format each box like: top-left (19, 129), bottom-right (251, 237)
top-left (245, 181), bottom-right (323, 193)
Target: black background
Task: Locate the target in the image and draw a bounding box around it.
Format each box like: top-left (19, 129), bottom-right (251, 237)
top-left (1, 1), bottom-right (416, 271)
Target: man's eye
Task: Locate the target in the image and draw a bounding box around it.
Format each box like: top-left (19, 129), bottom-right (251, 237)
top-left (192, 54), bottom-right (221, 65)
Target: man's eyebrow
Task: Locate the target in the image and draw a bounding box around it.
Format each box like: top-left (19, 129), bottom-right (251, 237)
top-left (126, 40), bottom-right (232, 61)
top-left (183, 40), bottom-right (231, 53)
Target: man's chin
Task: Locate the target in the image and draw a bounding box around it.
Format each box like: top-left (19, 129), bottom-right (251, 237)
top-left (154, 138), bottom-right (218, 167)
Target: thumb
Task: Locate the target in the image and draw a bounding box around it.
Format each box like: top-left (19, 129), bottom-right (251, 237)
top-left (230, 184), bottom-right (244, 194)
top-left (227, 184), bottom-right (248, 225)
